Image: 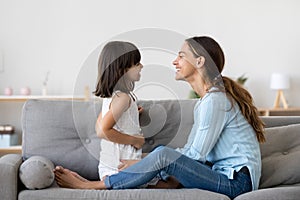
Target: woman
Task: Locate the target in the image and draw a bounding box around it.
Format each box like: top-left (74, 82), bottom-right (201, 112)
top-left (54, 36), bottom-right (265, 199)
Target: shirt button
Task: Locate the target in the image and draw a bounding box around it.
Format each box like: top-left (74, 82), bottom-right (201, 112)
top-left (85, 138), bottom-right (91, 144)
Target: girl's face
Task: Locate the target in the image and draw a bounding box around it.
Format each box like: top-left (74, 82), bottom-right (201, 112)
top-left (126, 62), bottom-right (143, 82)
top-left (173, 42), bottom-right (197, 81)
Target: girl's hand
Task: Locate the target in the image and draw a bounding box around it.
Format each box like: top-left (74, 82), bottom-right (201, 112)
top-left (118, 159), bottom-right (140, 171)
top-left (138, 106), bottom-right (144, 114)
top-left (132, 134), bottom-right (145, 149)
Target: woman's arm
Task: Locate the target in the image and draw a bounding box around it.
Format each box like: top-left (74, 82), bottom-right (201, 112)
top-left (177, 95), bottom-right (227, 162)
top-left (95, 93), bottom-right (145, 149)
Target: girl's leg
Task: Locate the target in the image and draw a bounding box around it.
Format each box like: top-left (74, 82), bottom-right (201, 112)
top-left (105, 146), bottom-right (251, 199)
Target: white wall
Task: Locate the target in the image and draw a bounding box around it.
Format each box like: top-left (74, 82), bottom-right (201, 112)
top-left (1, 0), bottom-right (300, 141)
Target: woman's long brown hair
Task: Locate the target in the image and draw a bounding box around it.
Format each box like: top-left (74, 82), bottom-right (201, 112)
top-left (186, 36), bottom-right (265, 143)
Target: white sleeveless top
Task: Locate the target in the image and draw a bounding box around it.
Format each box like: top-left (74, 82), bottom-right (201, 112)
top-left (98, 91), bottom-right (142, 179)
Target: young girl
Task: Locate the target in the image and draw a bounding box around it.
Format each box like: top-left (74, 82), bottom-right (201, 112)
top-left (54, 41), bottom-right (179, 189)
top-left (93, 41), bottom-right (145, 180)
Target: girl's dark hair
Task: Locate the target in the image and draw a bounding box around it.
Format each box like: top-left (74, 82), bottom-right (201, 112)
top-left (94, 41), bottom-right (141, 98)
top-left (186, 36), bottom-right (265, 143)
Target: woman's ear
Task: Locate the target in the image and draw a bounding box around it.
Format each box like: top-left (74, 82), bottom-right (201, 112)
top-left (196, 56), bottom-right (205, 68)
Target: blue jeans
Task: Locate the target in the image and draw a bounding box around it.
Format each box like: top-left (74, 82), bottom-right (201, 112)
top-left (104, 146), bottom-right (252, 199)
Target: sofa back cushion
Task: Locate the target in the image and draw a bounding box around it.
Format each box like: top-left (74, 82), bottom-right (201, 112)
top-left (139, 99), bottom-right (197, 152)
top-left (259, 124), bottom-right (300, 188)
top-left (22, 100), bottom-right (102, 180)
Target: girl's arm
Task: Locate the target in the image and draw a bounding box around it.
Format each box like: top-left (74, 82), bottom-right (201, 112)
top-left (95, 93), bottom-right (145, 149)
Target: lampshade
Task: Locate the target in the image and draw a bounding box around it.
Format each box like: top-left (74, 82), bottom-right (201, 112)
top-left (270, 73), bottom-right (290, 90)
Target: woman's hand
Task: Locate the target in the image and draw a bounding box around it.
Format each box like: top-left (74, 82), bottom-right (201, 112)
top-left (118, 159), bottom-right (140, 171)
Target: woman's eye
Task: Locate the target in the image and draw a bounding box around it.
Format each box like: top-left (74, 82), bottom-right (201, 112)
top-left (136, 63), bottom-right (140, 66)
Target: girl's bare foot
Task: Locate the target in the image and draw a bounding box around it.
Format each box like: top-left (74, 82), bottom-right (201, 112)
top-left (54, 166), bottom-right (87, 189)
top-left (54, 166), bottom-right (107, 190)
top-left (54, 166), bottom-right (88, 182)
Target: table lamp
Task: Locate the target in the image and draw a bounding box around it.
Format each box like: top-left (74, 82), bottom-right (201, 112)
top-left (270, 73), bottom-right (290, 109)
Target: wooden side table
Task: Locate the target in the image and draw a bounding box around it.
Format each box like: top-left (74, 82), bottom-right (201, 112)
top-left (258, 108), bottom-right (300, 116)
top-left (0, 145), bottom-right (22, 157)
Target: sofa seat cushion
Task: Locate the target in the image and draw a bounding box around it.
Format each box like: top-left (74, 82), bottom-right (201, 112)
top-left (234, 186), bottom-right (300, 200)
top-left (259, 124), bottom-right (300, 188)
top-left (18, 187), bottom-right (230, 200)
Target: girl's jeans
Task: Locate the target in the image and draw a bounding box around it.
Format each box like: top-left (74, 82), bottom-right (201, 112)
top-left (104, 146), bottom-right (252, 199)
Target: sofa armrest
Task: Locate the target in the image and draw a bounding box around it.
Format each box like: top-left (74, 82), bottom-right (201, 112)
top-left (0, 154), bottom-right (23, 200)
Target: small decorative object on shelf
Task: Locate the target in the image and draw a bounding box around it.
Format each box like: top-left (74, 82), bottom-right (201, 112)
top-left (20, 87), bottom-right (31, 95)
top-left (4, 87), bottom-right (13, 96)
top-left (270, 73), bottom-right (290, 109)
top-left (84, 86), bottom-right (91, 101)
top-left (236, 74), bottom-right (248, 86)
top-left (0, 125), bottom-right (14, 148)
top-left (189, 90), bottom-right (200, 99)
top-left (42, 86), bottom-right (47, 96)
top-left (42, 71), bottom-right (50, 96)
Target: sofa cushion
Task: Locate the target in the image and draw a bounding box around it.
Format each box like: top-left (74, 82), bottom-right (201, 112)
top-left (234, 186), bottom-right (300, 200)
top-left (19, 156), bottom-right (54, 189)
top-left (259, 124), bottom-right (300, 188)
top-left (19, 187), bottom-right (231, 200)
top-left (139, 99), bottom-right (197, 152)
top-left (22, 100), bottom-right (102, 181)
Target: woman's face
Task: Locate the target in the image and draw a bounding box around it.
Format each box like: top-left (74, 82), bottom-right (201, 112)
top-left (173, 42), bottom-right (197, 81)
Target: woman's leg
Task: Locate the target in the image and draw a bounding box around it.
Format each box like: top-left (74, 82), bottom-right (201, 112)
top-left (105, 146), bottom-right (251, 199)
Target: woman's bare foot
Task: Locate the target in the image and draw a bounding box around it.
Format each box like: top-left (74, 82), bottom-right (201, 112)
top-left (53, 166), bottom-right (107, 190)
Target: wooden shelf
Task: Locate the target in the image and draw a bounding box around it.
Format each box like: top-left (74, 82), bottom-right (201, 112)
top-left (258, 108), bottom-right (300, 116)
top-left (0, 145), bottom-right (22, 157)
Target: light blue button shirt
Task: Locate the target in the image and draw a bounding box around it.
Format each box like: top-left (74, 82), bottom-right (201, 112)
top-left (176, 91), bottom-right (261, 190)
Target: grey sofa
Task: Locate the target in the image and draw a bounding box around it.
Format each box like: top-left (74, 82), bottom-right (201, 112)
top-left (1, 99), bottom-right (300, 200)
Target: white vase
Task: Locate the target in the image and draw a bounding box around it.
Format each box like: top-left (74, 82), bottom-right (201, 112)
top-left (42, 86), bottom-right (47, 96)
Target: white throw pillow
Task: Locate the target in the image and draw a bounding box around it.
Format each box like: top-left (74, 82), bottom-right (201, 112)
top-left (19, 156), bottom-right (55, 189)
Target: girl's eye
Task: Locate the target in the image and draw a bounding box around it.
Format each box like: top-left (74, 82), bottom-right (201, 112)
top-left (135, 63), bottom-right (140, 66)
